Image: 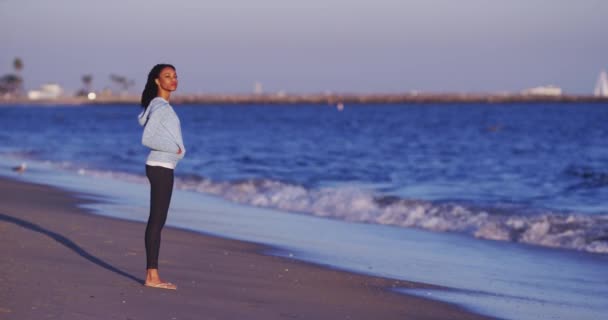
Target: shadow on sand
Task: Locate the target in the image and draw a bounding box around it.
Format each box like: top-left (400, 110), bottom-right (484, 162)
top-left (0, 212), bottom-right (143, 284)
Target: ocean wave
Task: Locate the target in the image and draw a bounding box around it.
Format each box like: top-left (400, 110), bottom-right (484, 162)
top-left (22, 162), bottom-right (608, 255)
top-left (177, 176), bottom-right (608, 254)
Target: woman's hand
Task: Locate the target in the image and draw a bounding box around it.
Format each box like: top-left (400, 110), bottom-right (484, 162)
top-left (177, 146), bottom-right (182, 155)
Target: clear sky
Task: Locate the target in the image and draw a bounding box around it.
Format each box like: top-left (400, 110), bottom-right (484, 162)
top-left (1, 0), bottom-right (606, 94)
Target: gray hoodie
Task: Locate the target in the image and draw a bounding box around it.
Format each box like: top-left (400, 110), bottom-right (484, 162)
top-left (138, 97), bottom-right (185, 168)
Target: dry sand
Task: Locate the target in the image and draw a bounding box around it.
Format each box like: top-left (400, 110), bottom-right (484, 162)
top-left (0, 177), bottom-right (493, 320)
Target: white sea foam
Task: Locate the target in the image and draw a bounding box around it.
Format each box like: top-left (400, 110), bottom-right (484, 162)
top-left (50, 164), bottom-right (608, 255)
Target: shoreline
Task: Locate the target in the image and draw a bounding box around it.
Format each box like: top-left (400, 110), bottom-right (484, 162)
top-left (1, 93), bottom-right (607, 106)
top-left (0, 176), bottom-right (493, 320)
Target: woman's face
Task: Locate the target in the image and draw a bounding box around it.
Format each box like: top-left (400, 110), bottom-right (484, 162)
top-left (155, 67), bottom-right (178, 92)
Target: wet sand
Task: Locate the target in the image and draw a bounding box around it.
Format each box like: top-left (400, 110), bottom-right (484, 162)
top-left (0, 177), bottom-right (492, 320)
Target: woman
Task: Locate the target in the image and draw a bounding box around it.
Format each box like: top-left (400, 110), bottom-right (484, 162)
top-left (138, 64), bottom-right (185, 290)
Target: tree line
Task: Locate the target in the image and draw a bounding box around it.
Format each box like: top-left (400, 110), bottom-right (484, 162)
top-left (1, 57), bottom-right (135, 98)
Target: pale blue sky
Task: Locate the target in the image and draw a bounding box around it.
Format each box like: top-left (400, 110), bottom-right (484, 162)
top-left (1, 0), bottom-right (606, 94)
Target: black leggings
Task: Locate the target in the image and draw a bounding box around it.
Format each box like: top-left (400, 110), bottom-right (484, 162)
top-left (145, 165), bottom-right (174, 269)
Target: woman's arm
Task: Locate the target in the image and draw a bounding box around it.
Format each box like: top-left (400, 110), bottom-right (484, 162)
top-left (142, 132), bottom-right (180, 153)
top-left (141, 109), bottom-right (181, 153)
top-left (159, 108), bottom-right (186, 157)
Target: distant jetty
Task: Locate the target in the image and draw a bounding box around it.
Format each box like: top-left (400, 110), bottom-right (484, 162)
top-left (2, 93), bottom-right (607, 106)
top-left (172, 93), bottom-right (608, 105)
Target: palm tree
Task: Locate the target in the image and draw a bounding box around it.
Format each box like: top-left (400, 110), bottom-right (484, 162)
top-left (13, 57), bottom-right (23, 74)
top-left (75, 74), bottom-right (94, 97)
top-left (12, 57), bottom-right (24, 95)
top-left (110, 74), bottom-right (135, 95)
top-left (82, 74), bottom-right (93, 92)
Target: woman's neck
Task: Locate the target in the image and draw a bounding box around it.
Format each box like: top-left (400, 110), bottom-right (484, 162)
top-left (158, 91), bottom-right (171, 102)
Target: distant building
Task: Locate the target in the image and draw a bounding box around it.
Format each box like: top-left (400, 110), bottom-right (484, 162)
top-left (594, 70), bottom-right (608, 97)
top-left (522, 85), bottom-right (562, 96)
top-left (28, 83), bottom-right (63, 100)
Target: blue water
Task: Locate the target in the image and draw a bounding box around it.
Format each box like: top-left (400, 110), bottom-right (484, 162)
top-left (2, 103), bottom-right (608, 253)
top-left (1, 103), bottom-right (608, 319)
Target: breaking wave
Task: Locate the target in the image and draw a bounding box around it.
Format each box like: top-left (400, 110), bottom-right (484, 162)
top-left (70, 165), bottom-right (608, 255)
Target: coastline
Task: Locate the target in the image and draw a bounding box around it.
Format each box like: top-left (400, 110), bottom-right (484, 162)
top-left (1, 92), bottom-right (607, 106)
top-left (0, 176), bottom-right (493, 320)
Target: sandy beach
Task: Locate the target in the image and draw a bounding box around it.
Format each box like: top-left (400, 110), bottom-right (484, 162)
top-left (0, 176), bottom-right (493, 320)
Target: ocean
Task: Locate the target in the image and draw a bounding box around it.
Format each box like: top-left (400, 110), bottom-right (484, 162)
top-left (1, 102), bottom-right (607, 319)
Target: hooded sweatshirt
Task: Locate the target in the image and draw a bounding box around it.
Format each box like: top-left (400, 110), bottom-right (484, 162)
top-left (138, 97), bottom-right (185, 169)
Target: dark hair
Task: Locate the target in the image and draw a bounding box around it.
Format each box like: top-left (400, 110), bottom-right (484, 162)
top-left (140, 63), bottom-right (176, 108)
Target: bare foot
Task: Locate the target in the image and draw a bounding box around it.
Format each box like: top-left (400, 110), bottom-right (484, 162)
top-left (144, 281), bottom-right (177, 290)
top-left (145, 268), bottom-right (177, 290)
